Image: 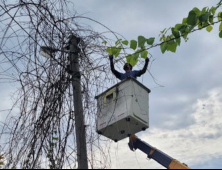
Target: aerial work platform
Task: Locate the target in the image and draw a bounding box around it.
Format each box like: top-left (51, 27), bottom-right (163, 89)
top-left (95, 77), bottom-right (151, 142)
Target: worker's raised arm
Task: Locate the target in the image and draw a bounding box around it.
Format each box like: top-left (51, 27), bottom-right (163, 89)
top-left (137, 57), bottom-right (149, 77)
top-left (109, 55), bottom-right (121, 80)
top-left (141, 57), bottom-right (149, 74)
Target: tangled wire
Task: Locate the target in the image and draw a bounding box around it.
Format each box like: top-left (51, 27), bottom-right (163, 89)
top-left (0, 0), bottom-right (124, 168)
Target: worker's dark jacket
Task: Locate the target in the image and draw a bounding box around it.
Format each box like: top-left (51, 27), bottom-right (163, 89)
top-left (110, 59), bottom-right (149, 81)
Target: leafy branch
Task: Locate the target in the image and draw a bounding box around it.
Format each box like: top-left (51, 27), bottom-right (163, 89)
top-left (105, 3), bottom-right (222, 67)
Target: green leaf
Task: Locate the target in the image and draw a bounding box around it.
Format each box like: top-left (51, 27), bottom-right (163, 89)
top-left (166, 35), bottom-right (174, 45)
top-left (130, 40), bottom-right (137, 50)
top-left (160, 43), bottom-right (167, 54)
top-left (183, 32), bottom-right (189, 41)
top-left (138, 36), bottom-right (146, 48)
top-left (147, 37), bottom-right (155, 45)
top-left (161, 28), bottom-right (167, 34)
top-left (198, 23), bottom-right (203, 29)
top-left (167, 42), bottom-right (177, 53)
top-left (126, 53), bottom-right (139, 67)
top-left (126, 55), bottom-right (132, 64)
top-left (187, 10), bottom-right (197, 26)
top-left (219, 23), bottom-right (222, 31)
top-left (160, 35), bottom-right (166, 41)
top-left (175, 24), bottom-right (183, 31)
top-left (210, 7), bottom-right (216, 15)
top-left (206, 25), bottom-right (213, 32)
top-left (218, 12), bottom-right (222, 21)
top-left (102, 41), bottom-right (107, 45)
top-left (189, 25), bottom-right (196, 32)
top-left (182, 18), bottom-right (187, 24)
top-left (116, 46), bottom-right (122, 57)
top-left (53, 137), bottom-right (59, 141)
top-left (48, 149), bottom-right (53, 153)
top-left (176, 37), bottom-right (181, 46)
top-left (171, 28), bottom-right (180, 38)
top-left (219, 30), bottom-right (222, 38)
top-left (107, 47), bottom-right (120, 57)
top-left (209, 15), bottom-right (214, 24)
top-left (199, 13), bottom-right (210, 22)
top-left (111, 47), bottom-right (118, 56)
top-left (106, 47), bottom-right (112, 55)
top-left (115, 39), bottom-right (122, 46)
top-left (192, 7), bottom-right (201, 15)
top-left (131, 53), bottom-right (139, 66)
top-left (141, 50), bottom-right (149, 59)
top-left (122, 40), bottom-right (129, 46)
top-left (201, 7), bottom-right (208, 14)
top-left (178, 24), bottom-right (188, 34)
top-left (113, 46), bottom-right (122, 57)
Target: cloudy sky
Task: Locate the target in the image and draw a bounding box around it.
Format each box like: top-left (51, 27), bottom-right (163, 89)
top-left (1, 0), bottom-right (222, 169)
top-left (72, 0), bottom-right (222, 169)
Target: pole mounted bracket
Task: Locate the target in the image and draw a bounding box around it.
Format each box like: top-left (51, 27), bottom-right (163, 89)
top-left (72, 71), bottom-right (81, 79)
top-left (66, 65), bottom-right (74, 74)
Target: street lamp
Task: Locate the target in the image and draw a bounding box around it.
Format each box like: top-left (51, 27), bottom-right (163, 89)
top-left (40, 46), bottom-right (59, 58)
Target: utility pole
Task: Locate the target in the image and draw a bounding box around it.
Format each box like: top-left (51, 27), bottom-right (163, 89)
top-left (69, 35), bottom-right (88, 169)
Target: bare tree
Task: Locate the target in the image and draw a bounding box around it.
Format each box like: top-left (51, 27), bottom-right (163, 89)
top-left (0, 0), bottom-right (122, 169)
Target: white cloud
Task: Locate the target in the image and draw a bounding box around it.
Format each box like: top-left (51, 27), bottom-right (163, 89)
top-left (109, 87), bottom-right (222, 169)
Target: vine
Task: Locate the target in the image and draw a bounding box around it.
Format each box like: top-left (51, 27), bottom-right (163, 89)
top-left (47, 129), bottom-right (59, 169)
top-left (0, 155), bottom-right (4, 169)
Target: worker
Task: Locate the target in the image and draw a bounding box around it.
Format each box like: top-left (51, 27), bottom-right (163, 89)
top-left (109, 55), bottom-right (149, 81)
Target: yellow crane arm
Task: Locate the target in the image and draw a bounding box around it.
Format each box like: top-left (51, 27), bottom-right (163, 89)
top-left (128, 135), bottom-right (190, 169)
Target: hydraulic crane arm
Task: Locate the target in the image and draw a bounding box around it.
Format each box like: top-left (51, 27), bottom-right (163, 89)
top-left (128, 135), bottom-right (190, 169)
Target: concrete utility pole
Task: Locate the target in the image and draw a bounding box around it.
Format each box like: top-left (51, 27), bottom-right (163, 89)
top-left (69, 35), bottom-right (88, 169)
